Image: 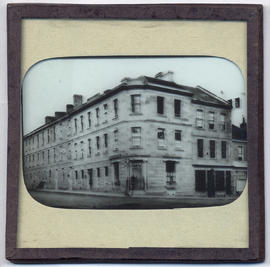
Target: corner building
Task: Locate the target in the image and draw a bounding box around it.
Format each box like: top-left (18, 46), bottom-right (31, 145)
top-left (23, 73), bottom-right (247, 198)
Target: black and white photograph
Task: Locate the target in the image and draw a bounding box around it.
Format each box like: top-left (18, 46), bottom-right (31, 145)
top-left (22, 57), bottom-right (248, 209)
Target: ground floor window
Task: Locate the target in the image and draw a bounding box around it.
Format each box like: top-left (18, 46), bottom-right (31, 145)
top-left (195, 169), bottom-right (232, 196)
top-left (195, 170), bottom-right (206, 192)
top-left (113, 162), bottom-right (120, 186)
top-left (129, 161), bottom-right (145, 190)
top-left (166, 161), bottom-right (176, 185)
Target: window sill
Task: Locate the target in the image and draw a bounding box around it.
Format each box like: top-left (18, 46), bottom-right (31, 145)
top-left (112, 116), bottom-right (118, 120)
top-left (157, 146), bottom-right (167, 150)
top-left (95, 152), bottom-right (100, 156)
top-left (196, 127), bottom-right (205, 130)
top-left (157, 114), bottom-right (167, 118)
top-left (175, 147), bottom-right (184, 151)
top-left (129, 146), bottom-right (143, 150)
top-left (130, 112), bottom-right (143, 116)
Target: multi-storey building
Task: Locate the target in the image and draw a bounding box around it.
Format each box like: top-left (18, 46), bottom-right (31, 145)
top-left (23, 72), bottom-right (247, 198)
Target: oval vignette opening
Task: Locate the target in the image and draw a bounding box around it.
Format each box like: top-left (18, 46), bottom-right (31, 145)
top-left (22, 56), bottom-right (247, 209)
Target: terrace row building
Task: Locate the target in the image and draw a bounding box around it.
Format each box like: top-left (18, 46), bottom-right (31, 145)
top-left (23, 72), bottom-right (247, 198)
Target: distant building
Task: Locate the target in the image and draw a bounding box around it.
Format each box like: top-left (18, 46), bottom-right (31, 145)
top-left (23, 72), bottom-right (247, 198)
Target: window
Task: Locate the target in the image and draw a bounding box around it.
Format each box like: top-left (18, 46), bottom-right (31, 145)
top-left (157, 96), bottom-right (164, 114)
top-left (197, 139), bottom-right (204, 157)
top-left (114, 129), bottom-right (119, 149)
top-left (74, 118), bottom-right (77, 134)
top-left (208, 111), bottom-right (215, 129)
top-left (75, 170), bottom-right (78, 180)
top-left (221, 141), bottom-right (227, 158)
top-left (37, 134), bottom-right (40, 148)
top-left (47, 150), bottom-right (50, 163)
top-left (80, 115), bottom-right (84, 131)
top-left (53, 148), bottom-right (56, 162)
top-left (113, 162), bottom-right (120, 186)
top-left (96, 108), bottom-right (100, 124)
top-left (68, 143), bottom-right (71, 159)
top-left (97, 168), bottom-right (100, 177)
top-left (131, 95), bottom-right (141, 113)
top-left (81, 170), bottom-right (84, 179)
top-left (195, 170), bottom-right (206, 192)
top-left (220, 113), bottom-right (226, 130)
top-left (166, 161), bottom-right (176, 185)
top-left (157, 128), bottom-right (165, 147)
top-left (47, 129), bottom-right (50, 143)
top-left (42, 151), bottom-right (45, 163)
top-left (74, 143), bottom-right (78, 159)
top-left (49, 170), bottom-right (51, 178)
top-left (210, 140), bottom-right (216, 158)
top-left (80, 141), bottom-right (84, 159)
top-left (215, 171), bottom-right (225, 191)
top-left (53, 126), bottom-right (56, 141)
top-left (238, 146), bottom-right (243, 160)
top-left (131, 127), bottom-right (141, 146)
top-left (88, 139), bottom-right (91, 156)
top-left (105, 166), bottom-right (109, 176)
top-left (196, 109), bottom-right (203, 128)
top-left (235, 97), bottom-right (240, 108)
top-left (175, 130), bottom-right (182, 141)
top-left (87, 112), bottom-right (91, 128)
top-left (42, 131), bottom-right (44, 145)
top-left (104, 133), bottom-right (108, 148)
top-left (96, 136), bottom-right (100, 150)
top-left (113, 99), bottom-right (118, 118)
top-left (174, 99), bottom-right (181, 117)
top-left (103, 104), bottom-right (108, 122)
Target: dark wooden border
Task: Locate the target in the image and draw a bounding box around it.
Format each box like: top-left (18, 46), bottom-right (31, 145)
top-left (6, 3), bottom-right (264, 263)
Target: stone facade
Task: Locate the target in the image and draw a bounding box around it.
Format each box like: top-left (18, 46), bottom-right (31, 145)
top-left (23, 73), bottom-right (247, 198)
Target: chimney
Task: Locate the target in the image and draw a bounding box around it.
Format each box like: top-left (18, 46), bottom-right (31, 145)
top-left (66, 104), bottom-right (74, 113)
top-left (45, 116), bottom-right (55, 124)
top-left (73, 94), bottom-right (83, 107)
top-left (155, 71), bottom-right (174, 82)
top-left (55, 112), bottom-right (66, 119)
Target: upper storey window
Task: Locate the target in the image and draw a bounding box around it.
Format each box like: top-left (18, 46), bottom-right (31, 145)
top-left (238, 146), bottom-right (243, 161)
top-left (175, 130), bottom-right (182, 142)
top-left (157, 128), bottom-right (165, 147)
top-left (113, 99), bottom-right (118, 118)
top-left (157, 96), bottom-right (164, 115)
top-left (74, 118), bottom-right (78, 134)
top-left (80, 115), bottom-right (84, 132)
top-left (174, 99), bottom-right (181, 117)
top-left (42, 131), bottom-right (44, 146)
top-left (196, 109), bottom-right (203, 128)
top-left (96, 136), bottom-right (100, 150)
top-left (131, 127), bottom-right (141, 147)
top-left (47, 129), bottom-right (50, 143)
top-left (103, 104), bottom-right (108, 123)
top-left (220, 113), bottom-right (226, 131)
top-left (87, 112), bottom-right (91, 128)
top-left (235, 97), bottom-right (240, 108)
top-left (208, 111), bottom-right (215, 130)
top-left (131, 95), bottom-right (141, 113)
top-left (96, 108), bottom-right (100, 124)
top-left (114, 129), bottom-right (119, 150)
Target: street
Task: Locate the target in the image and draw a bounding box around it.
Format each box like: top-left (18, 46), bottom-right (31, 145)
top-left (30, 190), bottom-right (237, 209)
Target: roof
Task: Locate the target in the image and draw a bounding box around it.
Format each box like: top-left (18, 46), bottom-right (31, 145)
top-left (24, 75), bottom-right (232, 138)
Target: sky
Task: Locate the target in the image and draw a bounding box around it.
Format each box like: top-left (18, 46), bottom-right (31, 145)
top-left (22, 57), bottom-right (246, 134)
